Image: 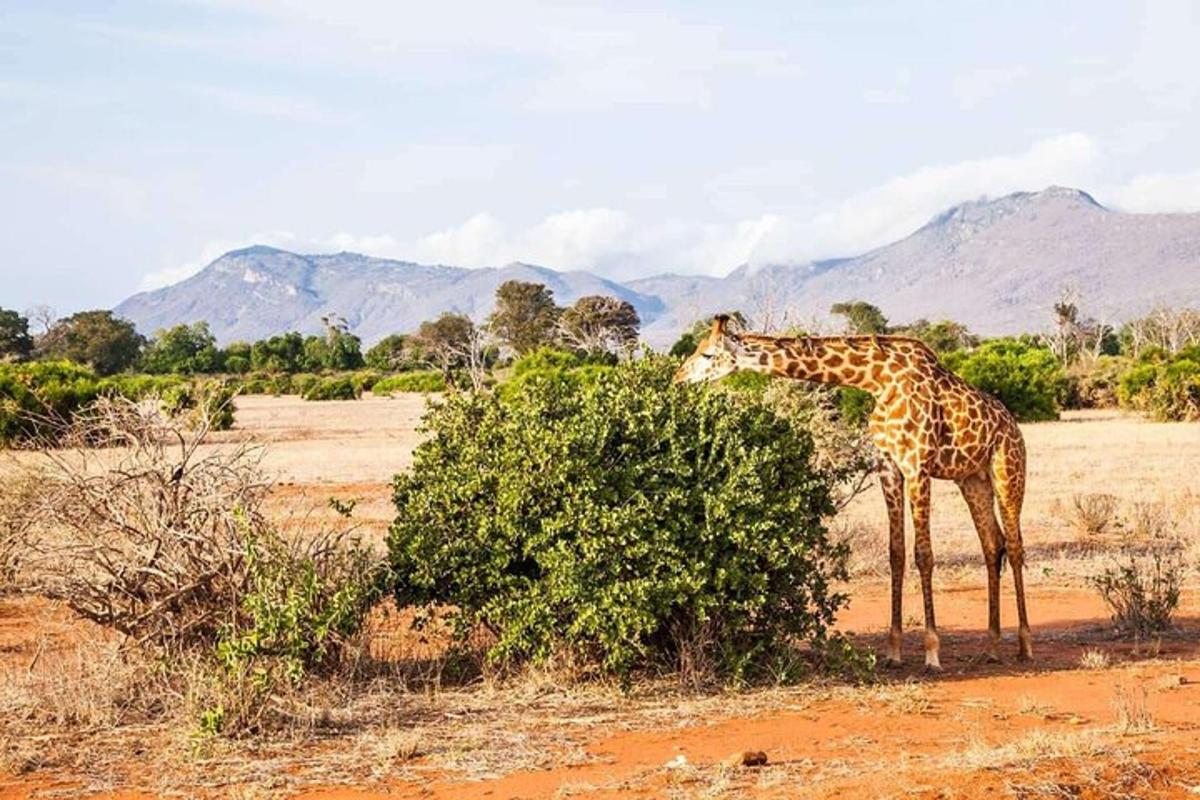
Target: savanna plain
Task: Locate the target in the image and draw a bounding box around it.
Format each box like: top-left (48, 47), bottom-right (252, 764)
top-left (3, 394), bottom-right (1200, 800)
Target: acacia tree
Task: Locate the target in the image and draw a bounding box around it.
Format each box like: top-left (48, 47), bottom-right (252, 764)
top-left (0, 308), bottom-right (33, 362)
top-left (38, 310), bottom-right (144, 375)
top-left (488, 281), bottom-right (561, 355)
top-left (830, 301), bottom-right (889, 335)
top-left (559, 296), bottom-right (640, 357)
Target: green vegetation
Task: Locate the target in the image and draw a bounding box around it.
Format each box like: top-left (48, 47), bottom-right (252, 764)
top-left (388, 355), bottom-right (847, 681)
top-left (372, 370), bottom-right (447, 394)
top-left (0, 308), bottom-right (34, 361)
top-left (1117, 347), bottom-right (1200, 421)
top-left (301, 375), bottom-right (360, 401)
top-left (0, 361), bottom-right (234, 444)
top-left (943, 338), bottom-right (1067, 422)
top-left (38, 310), bottom-right (144, 375)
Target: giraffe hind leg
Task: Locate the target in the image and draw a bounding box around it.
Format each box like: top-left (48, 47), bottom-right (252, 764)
top-left (956, 470), bottom-right (1003, 663)
top-left (993, 432), bottom-right (1033, 660)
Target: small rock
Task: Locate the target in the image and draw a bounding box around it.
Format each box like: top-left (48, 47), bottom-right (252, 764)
top-left (664, 754), bottom-right (690, 769)
top-left (724, 750), bottom-right (768, 768)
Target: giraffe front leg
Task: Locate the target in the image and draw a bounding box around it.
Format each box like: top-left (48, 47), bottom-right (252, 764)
top-left (879, 459), bottom-right (906, 667)
top-left (907, 474), bottom-right (940, 672)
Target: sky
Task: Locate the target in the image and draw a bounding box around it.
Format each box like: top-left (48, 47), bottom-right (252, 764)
top-left (3, 0), bottom-right (1200, 314)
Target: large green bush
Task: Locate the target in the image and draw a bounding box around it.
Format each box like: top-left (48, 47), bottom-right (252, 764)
top-left (388, 356), bottom-right (846, 680)
top-left (301, 375), bottom-right (360, 401)
top-left (1117, 349), bottom-right (1200, 421)
top-left (943, 338), bottom-right (1067, 422)
top-left (372, 370), bottom-right (447, 395)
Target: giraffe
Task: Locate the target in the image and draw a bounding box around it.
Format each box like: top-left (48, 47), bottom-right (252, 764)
top-left (674, 315), bottom-right (1033, 670)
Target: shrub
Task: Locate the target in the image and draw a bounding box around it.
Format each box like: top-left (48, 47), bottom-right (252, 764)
top-left (291, 372), bottom-right (322, 398)
top-left (0, 362), bottom-right (234, 444)
top-left (372, 370), bottom-right (447, 395)
top-left (1117, 353), bottom-right (1200, 421)
top-left (12, 397), bottom-right (377, 736)
top-left (1065, 355), bottom-right (1131, 409)
top-left (301, 376), bottom-right (360, 401)
top-left (388, 355), bottom-right (846, 681)
top-left (1090, 545), bottom-right (1182, 638)
top-left (0, 361), bottom-right (101, 445)
top-left (349, 369), bottom-right (382, 393)
top-left (943, 338), bottom-right (1067, 422)
top-left (1065, 492), bottom-right (1120, 541)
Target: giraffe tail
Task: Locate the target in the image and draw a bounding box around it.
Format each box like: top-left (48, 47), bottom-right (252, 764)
top-left (996, 541), bottom-right (1008, 574)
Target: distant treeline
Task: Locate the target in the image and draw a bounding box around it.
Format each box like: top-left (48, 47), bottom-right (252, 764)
top-left (3, 286), bottom-right (1199, 423)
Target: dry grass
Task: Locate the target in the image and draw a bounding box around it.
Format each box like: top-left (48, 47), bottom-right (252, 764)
top-left (1111, 681), bottom-right (1155, 734)
top-left (1065, 492), bottom-right (1121, 541)
top-left (1078, 648), bottom-right (1111, 670)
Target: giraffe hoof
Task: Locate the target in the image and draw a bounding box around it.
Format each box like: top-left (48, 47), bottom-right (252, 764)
top-left (883, 656), bottom-right (903, 669)
top-left (984, 652), bottom-right (1001, 664)
top-left (923, 662), bottom-right (943, 674)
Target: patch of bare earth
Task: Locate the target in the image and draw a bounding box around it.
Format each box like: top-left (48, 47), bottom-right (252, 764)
top-left (2, 399), bottom-right (1199, 799)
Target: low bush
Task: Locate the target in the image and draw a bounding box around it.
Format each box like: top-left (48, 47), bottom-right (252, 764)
top-left (1118, 352), bottom-right (1200, 421)
top-left (13, 396), bottom-right (378, 736)
top-left (291, 373), bottom-right (323, 398)
top-left (349, 369), bottom-right (383, 393)
top-left (943, 338), bottom-right (1067, 422)
top-left (0, 361), bottom-right (235, 445)
top-left (302, 376), bottom-right (360, 401)
top-left (372, 370), bottom-right (447, 395)
top-left (388, 355), bottom-right (848, 683)
top-left (1090, 544), bottom-right (1182, 637)
top-left (1065, 355), bottom-right (1131, 409)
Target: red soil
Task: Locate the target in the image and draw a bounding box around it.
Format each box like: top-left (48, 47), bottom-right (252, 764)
top-left (4, 585), bottom-right (1200, 800)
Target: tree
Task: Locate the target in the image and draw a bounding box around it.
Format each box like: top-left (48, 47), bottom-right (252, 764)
top-left (319, 313), bottom-right (365, 371)
top-left (558, 296), bottom-right (640, 357)
top-left (250, 332), bottom-right (306, 373)
top-left (39, 310), bottom-right (143, 375)
top-left (140, 321), bottom-right (222, 374)
top-left (898, 319), bottom-right (979, 354)
top-left (488, 281), bottom-right (561, 355)
top-left (24, 304), bottom-right (56, 337)
top-left (414, 313), bottom-right (491, 388)
top-left (830, 301), bottom-right (889, 335)
top-left (0, 308), bottom-right (33, 362)
top-left (222, 341), bottom-right (252, 373)
top-left (365, 334), bottom-right (420, 372)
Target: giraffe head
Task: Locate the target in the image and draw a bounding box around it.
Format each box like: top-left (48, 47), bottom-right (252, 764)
top-left (673, 315), bottom-right (743, 384)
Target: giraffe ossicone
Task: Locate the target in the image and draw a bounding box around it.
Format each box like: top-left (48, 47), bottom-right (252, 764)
top-left (676, 315), bottom-right (1034, 669)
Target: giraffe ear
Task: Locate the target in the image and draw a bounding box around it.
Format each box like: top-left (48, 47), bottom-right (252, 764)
top-left (711, 314), bottom-right (731, 337)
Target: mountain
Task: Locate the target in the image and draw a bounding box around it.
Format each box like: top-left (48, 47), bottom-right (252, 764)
top-left (116, 246), bottom-right (663, 345)
top-left (115, 187), bottom-right (1200, 345)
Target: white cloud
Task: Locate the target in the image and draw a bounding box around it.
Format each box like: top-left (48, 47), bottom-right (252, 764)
top-left (1105, 169), bottom-right (1200, 213)
top-left (952, 65), bottom-right (1031, 109)
top-left (752, 132), bottom-right (1102, 264)
top-left (147, 133), bottom-right (1200, 294)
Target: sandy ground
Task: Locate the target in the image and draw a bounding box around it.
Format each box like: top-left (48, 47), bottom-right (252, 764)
top-left (3, 396), bottom-right (1200, 799)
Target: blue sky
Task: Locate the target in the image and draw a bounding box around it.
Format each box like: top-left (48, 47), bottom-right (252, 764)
top-left (3, 1), bottom-right (1200, 313)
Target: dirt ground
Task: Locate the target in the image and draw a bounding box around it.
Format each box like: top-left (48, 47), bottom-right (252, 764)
top-left (3, 395), bottom-right (1200, 799)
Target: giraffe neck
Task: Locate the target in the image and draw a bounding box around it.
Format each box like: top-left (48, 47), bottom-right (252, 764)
top-left (732, 334), bottom-right (906, 394)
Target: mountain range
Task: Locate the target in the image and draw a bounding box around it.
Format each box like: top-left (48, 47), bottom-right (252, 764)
top-left (115, 186), bottom-right (1200, 346)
